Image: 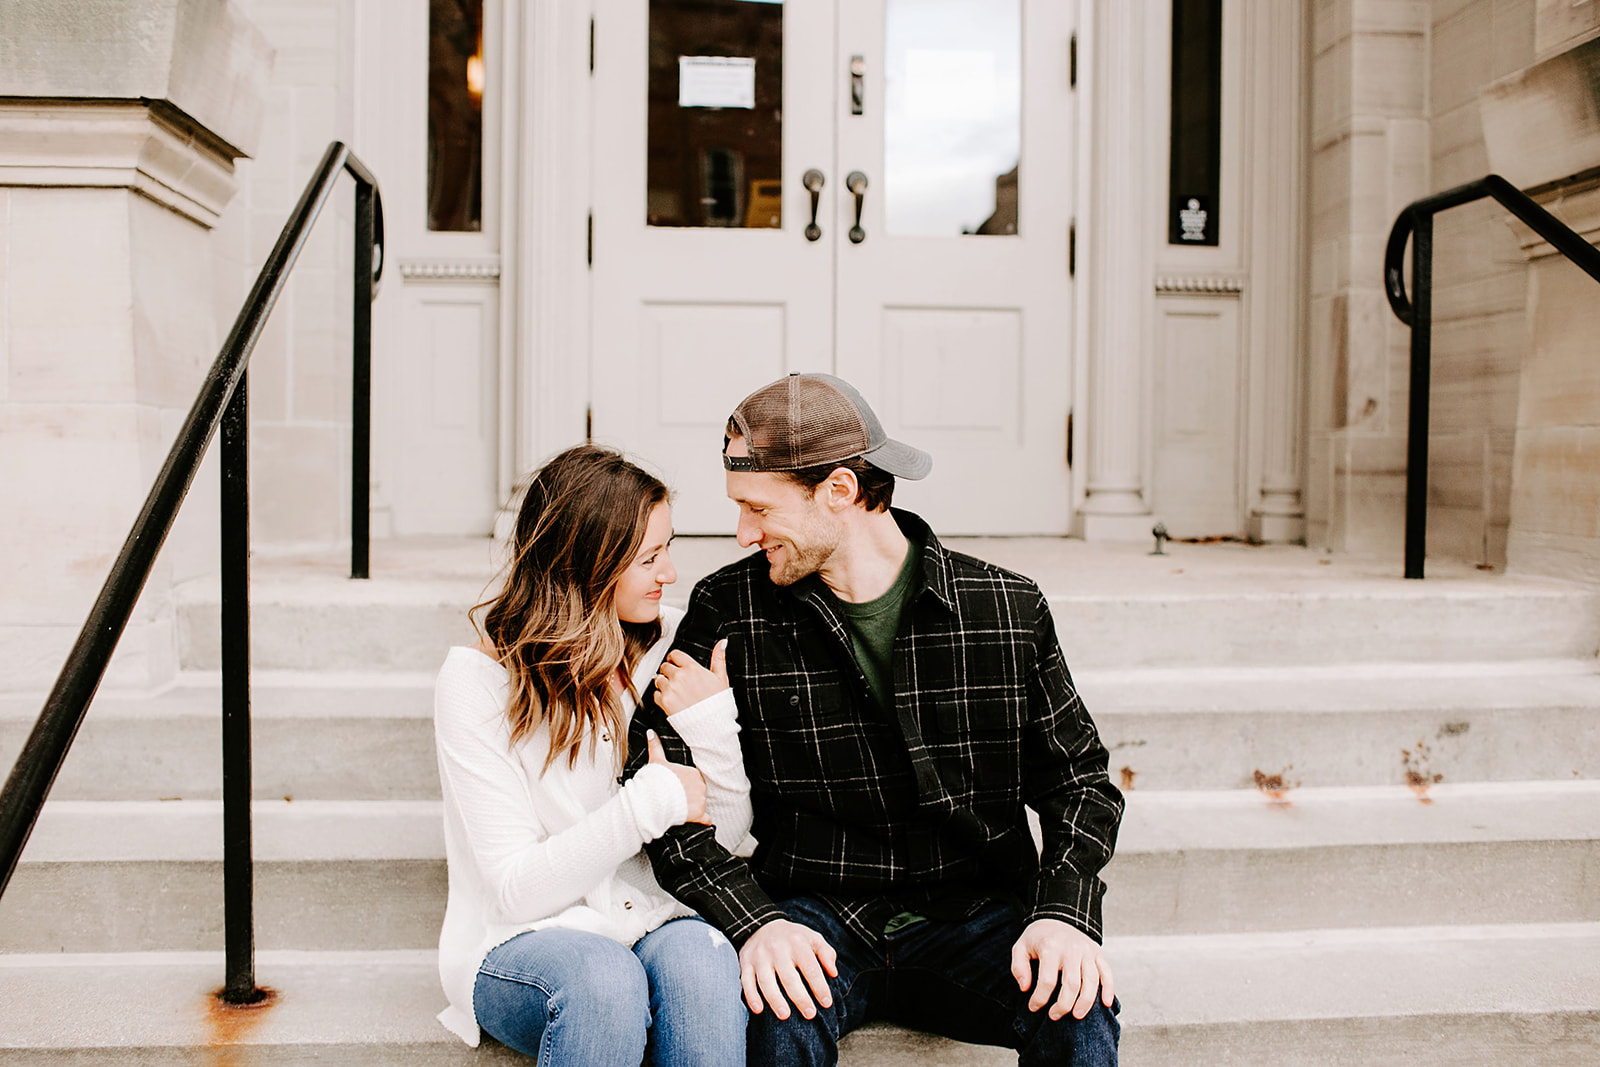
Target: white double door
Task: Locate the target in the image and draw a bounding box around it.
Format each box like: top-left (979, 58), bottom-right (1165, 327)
top-left (591, 0), bottom-right (1077, 534)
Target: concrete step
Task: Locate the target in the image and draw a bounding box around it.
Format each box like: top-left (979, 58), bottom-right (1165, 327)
top-left (172, 539), bottom-right (1600, 673)
top-left (5, 660), bottom-right (1597, 802)
top-left (0, 923), bottom-right (1596, 1064)
top-left (0, 672), bottom-right (440, 802)
top-left (6, 783), bottom-right (1596, 951)
top-left (1085, 658), bottom-right (1600, 790)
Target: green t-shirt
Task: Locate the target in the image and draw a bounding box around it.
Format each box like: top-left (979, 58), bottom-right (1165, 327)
top-left (826, 540), bottom-right (922, 712)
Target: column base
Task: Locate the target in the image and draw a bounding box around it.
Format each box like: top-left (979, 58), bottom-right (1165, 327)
top-left (1249, 511), bottom-right (1306, 544)
top-left (1074, 510), bottom-right (1159, 543)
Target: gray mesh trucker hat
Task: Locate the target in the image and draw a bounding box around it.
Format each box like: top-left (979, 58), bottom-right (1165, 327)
top-left (723, 373), bottom-right (933, 480)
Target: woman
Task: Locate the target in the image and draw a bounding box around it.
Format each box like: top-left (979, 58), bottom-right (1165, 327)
top-left (433, 445), bottom-right (750, 1064)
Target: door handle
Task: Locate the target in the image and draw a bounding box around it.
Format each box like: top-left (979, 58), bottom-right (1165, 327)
top-left (802, 168), bottom-right (825, 242)
top-left (846, 171), bottom-right (868, 244)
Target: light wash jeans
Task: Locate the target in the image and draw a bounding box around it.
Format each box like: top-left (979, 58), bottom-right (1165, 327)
top-left (473, 917), bottom-right (746, 1065)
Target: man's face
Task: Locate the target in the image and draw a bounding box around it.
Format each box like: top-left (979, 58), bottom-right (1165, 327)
top-left (724, 435), bottom-right (841, 586)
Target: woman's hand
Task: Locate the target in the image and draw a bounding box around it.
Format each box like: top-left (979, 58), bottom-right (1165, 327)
top-left (654, 639), bottom-right (730, 716)
top-left (647, 730), bottom-right (709, 824)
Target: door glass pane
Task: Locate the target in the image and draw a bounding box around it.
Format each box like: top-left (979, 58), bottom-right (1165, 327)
top-left (884, 0), bottom-right (1021, 237)
top-left (647, 0), bottom-right (784, 228)
top-left (1168, 0), bottom-right (1222, 246)
top-left (428, 0), bottom-right (484, 232)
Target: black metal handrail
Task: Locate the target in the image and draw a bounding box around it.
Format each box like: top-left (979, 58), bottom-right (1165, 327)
top-left (1384, 173), bottom-right (1600, 579)
top-left (0, 142), bottom-right (384, 1004)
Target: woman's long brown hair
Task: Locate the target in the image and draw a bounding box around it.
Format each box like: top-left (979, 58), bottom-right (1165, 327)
top-left (472, 445), bottom-right (668, 771)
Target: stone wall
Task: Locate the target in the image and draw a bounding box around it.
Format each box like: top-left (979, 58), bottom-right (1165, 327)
top-left (1305, 0), bottom-right (1430, 557)
top-left (0, 1), bottom-right (270, 690)
top-left (1304, 0), bottom-right (1597, 574)
top-left (1482, 22), bottom-right (1600, 582)
top-left (1423, 0), bottom-right (1536, 569)
top-left (217, 0), bottom-right (361, 548)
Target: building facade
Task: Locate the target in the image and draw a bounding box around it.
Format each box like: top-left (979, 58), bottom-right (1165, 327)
top-left (229, 0), bottom-right (1317, 543)
top-left (2, 0), bottom-right (1598, 688)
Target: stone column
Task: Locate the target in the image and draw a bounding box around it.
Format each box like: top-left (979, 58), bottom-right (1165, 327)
top-left (0, 1), bottom-right (270, 691)
top-left (1075, 0), bottom-right (1155, 541)
top-left (1246, 0), bottom-right (1307, 544)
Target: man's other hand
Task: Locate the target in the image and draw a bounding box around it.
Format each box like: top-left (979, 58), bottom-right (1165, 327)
top-left (738, 919), bottom-right (839, 1020)
top-left (1010, 918), bottom-right (1115, 1021)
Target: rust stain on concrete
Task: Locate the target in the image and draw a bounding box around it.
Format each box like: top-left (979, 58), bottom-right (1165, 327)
top-left (1252, 767), bottom-right (1298, 807)
top-left (203, 986), bottom-right (277, 1066)
top-left (1402, 739), bottom-right (1444, 804)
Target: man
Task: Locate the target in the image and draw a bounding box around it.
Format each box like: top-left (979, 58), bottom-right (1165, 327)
top-left (628, 373), bottom-right (1124, 1065)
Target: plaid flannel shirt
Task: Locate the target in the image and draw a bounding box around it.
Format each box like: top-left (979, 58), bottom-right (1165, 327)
top-left (625, 509), bottom-right (1124, 949)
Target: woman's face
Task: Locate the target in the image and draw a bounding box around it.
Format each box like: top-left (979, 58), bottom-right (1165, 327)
top-left (614, 502), bottom-right (676, 624)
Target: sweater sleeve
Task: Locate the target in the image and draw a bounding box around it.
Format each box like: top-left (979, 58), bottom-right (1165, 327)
top-left (434, 657), bottom-right (690, 926)
top-left (669, 688), bottom-right (753, 852)
top-left (627, 582), bottom-right (788, 947)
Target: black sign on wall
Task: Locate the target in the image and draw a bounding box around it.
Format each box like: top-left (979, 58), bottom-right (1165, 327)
top-left (1168, 0), bottom-right (1222, 246)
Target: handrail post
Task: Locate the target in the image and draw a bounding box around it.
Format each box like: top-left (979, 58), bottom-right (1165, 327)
top-left (1403, 210), bottom-right (1433, 580)
top-left (351, 180), bottom-right (374, 581)
top-left (219, 371), bottom-right (260, 1004)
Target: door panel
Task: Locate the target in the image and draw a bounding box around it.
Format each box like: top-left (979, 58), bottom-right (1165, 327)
top-left (1152, 296), bottom-right (1241, 537)
top-left (834, 0), bottom-right (1075, 534)
top-left (591, 0), bottom-right (1076, 535)
top-left (397, 287), bottom-right (500, 534)
top-left (591, 0), bottom-right (834, 533)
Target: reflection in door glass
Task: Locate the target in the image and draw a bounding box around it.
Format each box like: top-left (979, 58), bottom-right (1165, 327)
top-left (647, 0), bottom-right (784, 228)
top-left (884, 0), bottom-right (1020, 236)
top-left (428, 0), bottom-right (484, 232)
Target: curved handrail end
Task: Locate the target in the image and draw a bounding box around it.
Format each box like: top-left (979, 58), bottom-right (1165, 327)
top-left (1384, 207), bottom-right (1416, 326)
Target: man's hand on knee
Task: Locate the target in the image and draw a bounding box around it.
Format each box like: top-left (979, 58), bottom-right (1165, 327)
top-left (737, 919), bottom-right (839, 1021)
top-left (1010, 918), bottom-right (1115, 1021)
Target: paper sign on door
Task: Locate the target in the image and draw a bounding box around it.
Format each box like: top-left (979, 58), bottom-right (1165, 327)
top-left (678, 56), bottom-right (757, 109)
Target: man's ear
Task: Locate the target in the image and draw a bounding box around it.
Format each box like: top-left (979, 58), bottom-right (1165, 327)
top-left (821, 467), bottom-right (860, 511)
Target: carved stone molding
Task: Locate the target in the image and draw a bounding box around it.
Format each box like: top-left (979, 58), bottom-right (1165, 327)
top-left (397, 259), bottom-right (503, 281)
top-left (1505, 173), bottom-right (1600, 261)
top-left (0, 0), bottom-right (272, 157)
top-left (1154, 273), bottom-right (1246, 294)
top-left (0, 100), bottom-right (237, 227)
top-left (1481, 36), bottom-right (1600, 195)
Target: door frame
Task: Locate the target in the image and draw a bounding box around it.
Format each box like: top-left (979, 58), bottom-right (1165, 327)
top-left (569, 0), bottom-right (1091, 535)
top-left (357, 0), bottom-right (513, 536)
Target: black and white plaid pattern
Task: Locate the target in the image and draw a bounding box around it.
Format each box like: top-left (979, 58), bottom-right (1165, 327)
top-left (626, 509), bottom-right (1124, 948)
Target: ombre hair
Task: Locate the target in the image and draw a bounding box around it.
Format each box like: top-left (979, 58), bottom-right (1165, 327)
top-left (472, 445), bottom-right (669, 771)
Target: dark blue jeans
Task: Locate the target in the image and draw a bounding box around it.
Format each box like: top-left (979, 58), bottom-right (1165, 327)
top-left (747, 896), bottom-right (1119, 1067)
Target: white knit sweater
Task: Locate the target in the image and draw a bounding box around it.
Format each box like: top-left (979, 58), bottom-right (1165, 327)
top-left (433, 606), bottom-right (751, 1046)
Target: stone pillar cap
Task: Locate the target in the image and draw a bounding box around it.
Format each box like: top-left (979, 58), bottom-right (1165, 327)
top-left (1481, 35), bottom-right (1600, 195)
top-left (0, 0), bottom-right (272, 157)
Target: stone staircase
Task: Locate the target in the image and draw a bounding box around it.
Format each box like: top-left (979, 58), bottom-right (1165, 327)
top-left (2, 537), bottom-right (1598, 1064)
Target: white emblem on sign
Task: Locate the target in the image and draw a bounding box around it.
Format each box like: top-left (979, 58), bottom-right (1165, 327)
top-left (1179, 198), bottom-right (1208, 241)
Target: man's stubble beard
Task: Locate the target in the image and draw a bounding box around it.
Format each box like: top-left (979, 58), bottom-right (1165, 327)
top-left (768, 503), bottom-right (841, 587)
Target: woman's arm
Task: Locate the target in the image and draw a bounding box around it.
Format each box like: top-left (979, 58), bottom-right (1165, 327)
top-left (667, 688), bottom-right (752, 851)
top-left (651, 641), bottom-right (752, 851)
top-left (435, 658), bottom-right (690, 925)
